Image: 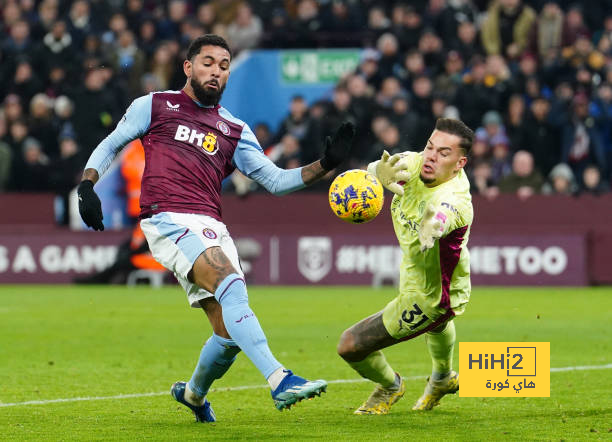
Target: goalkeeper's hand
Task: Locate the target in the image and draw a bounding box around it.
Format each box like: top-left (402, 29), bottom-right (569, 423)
top-left (418, 204), bottom-right (446, 252)
top-left (77, 180), bottom-right (104, 231)
top-left (320, 121), bottom-right (356, 171)
top-left (367, 150), bottom-right (411, 195)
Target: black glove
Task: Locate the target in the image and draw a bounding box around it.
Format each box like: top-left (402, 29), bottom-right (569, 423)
top-left (320, 121), bottom-right (356, 171)
top-left (77, 180), bottom-right (104, 231)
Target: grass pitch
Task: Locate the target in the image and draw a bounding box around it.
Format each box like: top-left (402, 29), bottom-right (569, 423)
top-left (1, 285), bottom-right (611, 441)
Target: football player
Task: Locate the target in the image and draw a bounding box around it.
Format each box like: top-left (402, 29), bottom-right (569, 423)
top-left (337, 118), bottom-right (474, 414)
top-left (77, 34), bottom-right (355, 422)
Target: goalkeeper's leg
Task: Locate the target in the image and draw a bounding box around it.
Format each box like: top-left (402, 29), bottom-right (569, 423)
top-left (337, 311), bottom-right (405, 414)
top-left (413, 320), bottom-right (459, 410)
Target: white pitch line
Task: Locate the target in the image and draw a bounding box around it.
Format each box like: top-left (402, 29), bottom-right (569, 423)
top-left (1, 363), bottom-right (610, 408)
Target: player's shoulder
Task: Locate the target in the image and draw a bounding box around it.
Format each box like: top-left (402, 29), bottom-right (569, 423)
top-left (217, 106), bottom-right (247, 129)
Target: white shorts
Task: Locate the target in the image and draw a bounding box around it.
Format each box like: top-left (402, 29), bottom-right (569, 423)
top-left (140, 212), bottom-right (243, 307)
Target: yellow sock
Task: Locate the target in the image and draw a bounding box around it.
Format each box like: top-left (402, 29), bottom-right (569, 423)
top-left (426, 320), bottom-right (456, 378)
top-left (349, 351), bottom-right (396, 388)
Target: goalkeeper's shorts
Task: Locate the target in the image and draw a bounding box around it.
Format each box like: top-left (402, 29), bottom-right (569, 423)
top-left (382, 291), bottom-right (455, 340)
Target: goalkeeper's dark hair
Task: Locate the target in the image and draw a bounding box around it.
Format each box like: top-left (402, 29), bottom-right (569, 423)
top-left (435, 118), bottom-right (474, 155)
top-left (186, 34), bottom-right (232, 61)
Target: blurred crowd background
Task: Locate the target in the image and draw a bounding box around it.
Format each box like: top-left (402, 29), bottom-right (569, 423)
top-left (1, 0), bottom-right (612, 224)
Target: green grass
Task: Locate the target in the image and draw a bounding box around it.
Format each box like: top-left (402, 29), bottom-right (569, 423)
top-left (1, 285), bottom-right (611, 441)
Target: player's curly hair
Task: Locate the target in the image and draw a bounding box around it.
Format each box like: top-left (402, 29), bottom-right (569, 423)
top-left (435, 118), bottom-right (474, 155)
top-left (187, 34), bottom-right (232, 61)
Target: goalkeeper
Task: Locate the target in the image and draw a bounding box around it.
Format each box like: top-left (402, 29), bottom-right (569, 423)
top-left (337, 118), bottom-right (474, 414)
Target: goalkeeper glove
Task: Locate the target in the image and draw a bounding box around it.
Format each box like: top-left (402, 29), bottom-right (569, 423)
top-left (367, 150), bottom-right (411, 195)
top-left (320, 121), bottom-right (356, 170)
top-left (77, 180), bottom-right (105, 231)
top-left (418, 204), bottom-right (446, 252)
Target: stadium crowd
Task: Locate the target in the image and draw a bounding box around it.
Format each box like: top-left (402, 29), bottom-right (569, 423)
top-left (1, 0), bottom-right (612, 213)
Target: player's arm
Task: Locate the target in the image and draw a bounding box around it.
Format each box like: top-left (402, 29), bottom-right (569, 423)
top-left (233, 122), bottom-right (355, 195)
top-left (367, 150), bottom-right (413, 195)
top-left (78, 94), bottom-right (152, 231)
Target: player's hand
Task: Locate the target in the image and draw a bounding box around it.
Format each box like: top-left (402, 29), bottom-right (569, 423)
top-left (367, 150), bottom-right (411, 196)
top-left (418, 204), bottom-right (445, 252)
top-left (77, 180), bottom-right (104, 231)
top-left (320, 121), bottom-right (356, 170)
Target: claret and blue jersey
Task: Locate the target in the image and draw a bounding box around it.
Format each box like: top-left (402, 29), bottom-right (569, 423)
top-left (86, 90), bottom-right (306, 221)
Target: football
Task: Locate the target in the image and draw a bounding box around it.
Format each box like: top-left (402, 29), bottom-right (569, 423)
top-left (328, 169), bottom-right (384, 224)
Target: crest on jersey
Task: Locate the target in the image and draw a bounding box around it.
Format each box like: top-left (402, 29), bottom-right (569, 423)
top-left (216, 120), bottom-right (230, 136)
top-left (297, 237), bottom-right (332, 282)
top-left (202, 228), bottom-right (217, 239)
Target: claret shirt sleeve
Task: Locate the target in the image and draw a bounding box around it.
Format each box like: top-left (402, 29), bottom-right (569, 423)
top-left (85, 94), bottom-right (152, 177)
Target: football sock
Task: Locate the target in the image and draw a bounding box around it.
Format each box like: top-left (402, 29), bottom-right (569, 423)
top-left (188, 333), bottom-right (241, 401)
top-left (267, 367), bottom-right (290, 390)
top-left (214, 274), bottom-right (282, 380)
top-left (349, 351), bottom-right (397, 388)
top-left (426, 320), bottom-right (456, 380)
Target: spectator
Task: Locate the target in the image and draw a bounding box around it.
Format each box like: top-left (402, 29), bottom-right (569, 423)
top-left (505, 94), bottom-right (527, 151)
top-left (157, 0), bottom-right (188, 41)
top-left (560, 93), bottom-right (608, 185)
top-left (30, 0), bottom-right (59, 41)
top-left (481, 0), bottom-right (536, 59)
top-left (226, 2), bottom-right (263, 54)
top-left (470, 159), bottom-right (495, 196)
top-left (580, 164), bottom-right (610, 195)
top-left (111, 29), bottom-right (147, 98)
top-left (70, 67), bottom-right (119, 156)
top-left (0, 114), bottom-right (12, 190)
top-left (475, 110), bottom-right (507, 148)
top-left (497, 150), bottom-right (544, 199)
top-left (273, 95), bottom-right (312, 145)
top-left (9, 57), bottom-right (43, 105)
top-left (266, 133), bottom-right (301, 169)
top-left (10, 136), bottom-right (50, 192)
top-left (434, 50), bottom-right (465, 101)
top-left (522, 95), bottom-right (560, 176)
top-left (39, 19), bottom-right (76, 74)
top-left (449, 20), bottom-right (482, 63)
top-left (561, 4), bottom-right (589, 48)
top-left (148, 43), bottom-right (176, 91)
top-left (49, 130), bottom-right (82, 224)
top-left (541, 163), bottom-right (578, 195)
top-left (530, 1), bottom-right (564, 63)
top-left (28, 93), bottom-right (58, 158)
top-left (388, 94), bottom-right (420, 148)
top-left (489, 133), bottom-right (513, 183)
top-left (454, 57), bottom-right (502, 129)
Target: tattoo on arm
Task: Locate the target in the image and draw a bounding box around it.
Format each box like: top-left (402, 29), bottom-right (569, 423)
top-left (82, 168), bottom-right (100, 184)
top-left (203, 247), bottom-right (237, 289)
top-left (301, 160), bottom-right (329, 186)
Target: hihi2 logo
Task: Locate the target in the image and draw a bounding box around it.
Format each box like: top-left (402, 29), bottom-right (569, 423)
top-left (459, 342), bottom-right (549, 397)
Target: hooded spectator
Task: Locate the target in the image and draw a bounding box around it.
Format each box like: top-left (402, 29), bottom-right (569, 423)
top-left (542, 163), bottom-right (578, 195)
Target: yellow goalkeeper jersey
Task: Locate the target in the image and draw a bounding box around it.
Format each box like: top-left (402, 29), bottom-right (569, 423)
top-left (391, 151), bottom-right (473, 315)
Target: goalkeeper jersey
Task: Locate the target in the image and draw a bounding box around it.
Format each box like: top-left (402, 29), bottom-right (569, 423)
top-left (391, 151), bottom-right (473, 314)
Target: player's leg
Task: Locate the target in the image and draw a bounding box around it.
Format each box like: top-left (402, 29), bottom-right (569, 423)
top-left (179, 298), bottom-right (240, 404)
top-left (413, 320), bottom-right (459, 410)
top-left (338, 311), bottom-right (405, 414)
top-left (191, 246), bottom-right (327, 410)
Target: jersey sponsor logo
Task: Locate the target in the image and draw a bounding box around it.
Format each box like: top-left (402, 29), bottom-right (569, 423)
top-left (216, 120), bottom-right (230, 136)
top-left (174, 124), bottom-right (219, 155)
top-left (166, 100), bottom-right (180, 111)
top-left (202, 228), bottom-right (217, 239)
